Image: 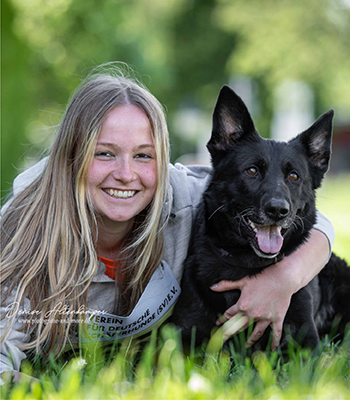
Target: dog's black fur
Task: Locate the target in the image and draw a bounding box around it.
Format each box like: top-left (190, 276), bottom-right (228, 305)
top-left (172, 85), bottom-right (350, 350)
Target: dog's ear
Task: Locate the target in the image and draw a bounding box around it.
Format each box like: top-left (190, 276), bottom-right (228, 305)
top-left (207, 85), bottom-right (257, 157)
top-left (296, 110), bottom-right (334, 188)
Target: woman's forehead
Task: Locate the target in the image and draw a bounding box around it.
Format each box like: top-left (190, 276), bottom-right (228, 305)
top-left (97, 105), bottom-right (154, 146)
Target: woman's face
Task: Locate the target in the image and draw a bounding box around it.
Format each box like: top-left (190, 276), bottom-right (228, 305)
top-left (88, 105), bottom-right (158, 231)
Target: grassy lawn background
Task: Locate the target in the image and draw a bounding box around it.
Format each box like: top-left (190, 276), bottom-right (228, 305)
top-left (2, 174), bottom-right (350, 400)
top-left (317, 173), bottom-right (350, 264)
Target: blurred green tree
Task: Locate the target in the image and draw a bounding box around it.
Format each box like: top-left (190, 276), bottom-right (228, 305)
top-left (1, 0), bottom-right (32, 198)
top-left (214, 0), bottom-right (350, 114)
top-left (1, 0), bottom-right (349, 198)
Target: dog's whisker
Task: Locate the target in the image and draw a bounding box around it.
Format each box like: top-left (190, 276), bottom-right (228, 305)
top-left (233, 207), bottom-right (255, 222)
top-left (294, 215), bottom-right (305, 233)
top-left (237, 220), bottom-right (243, 237)
top-left (208, 205), bottom-right (225, 220)
top-left (233, 208), bottom-right (255, 238)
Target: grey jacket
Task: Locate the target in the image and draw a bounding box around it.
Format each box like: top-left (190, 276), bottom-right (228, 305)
top-left (0, 160), bottom-right (335, 374)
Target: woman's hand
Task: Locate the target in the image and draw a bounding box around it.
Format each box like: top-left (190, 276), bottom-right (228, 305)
top-left (211, 229), bottom-right (330, 349)
top-left (211, 260), bottom-right (296, 350)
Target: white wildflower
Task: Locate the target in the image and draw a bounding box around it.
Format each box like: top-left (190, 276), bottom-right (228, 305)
top-left (76, 358), bottom-right (87, 367)
top-left (187, 373), bottom-right (210, 393)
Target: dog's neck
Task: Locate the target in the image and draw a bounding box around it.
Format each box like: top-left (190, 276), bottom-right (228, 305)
top-left (208, 240), bottom-right (284, 270)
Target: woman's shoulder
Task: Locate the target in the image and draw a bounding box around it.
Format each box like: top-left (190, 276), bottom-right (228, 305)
top-left (169, 162), bottom-right (212, 189)
top-left (169, 162), bottom-right (211, 178)
top-left (1, 158), bottom-right (48, 215)
top-left (12, 158), bottom-right (48, 196)
top-left (168, 162), bottom-right (212, 211)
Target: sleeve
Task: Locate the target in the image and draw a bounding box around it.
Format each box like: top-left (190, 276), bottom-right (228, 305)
top-left (0, 297), bottom-right (31, 375)
top-left (314, 210), bottom-right (335, 260)
top-left (1, 160), bottom-right (48, 372)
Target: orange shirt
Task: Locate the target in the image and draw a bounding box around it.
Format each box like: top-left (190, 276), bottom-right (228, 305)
top-left (98, 256), bottom-right (120, 280)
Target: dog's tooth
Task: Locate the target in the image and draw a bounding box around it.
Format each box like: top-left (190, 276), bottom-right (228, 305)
top-left (248, 219), bottom-right (258, 233)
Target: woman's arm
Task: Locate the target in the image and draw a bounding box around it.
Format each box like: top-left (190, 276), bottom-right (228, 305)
top-left (211, 228), bottom-right (330, 349)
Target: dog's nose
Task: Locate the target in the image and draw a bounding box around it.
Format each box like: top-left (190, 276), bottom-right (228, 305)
top-left (264, 198), bottom-right (290, 220)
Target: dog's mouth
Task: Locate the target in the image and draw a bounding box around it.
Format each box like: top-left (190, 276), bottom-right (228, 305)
top-left (244, 218), bottom-right (284, 259)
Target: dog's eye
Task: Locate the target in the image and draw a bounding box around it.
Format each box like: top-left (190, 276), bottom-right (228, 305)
top-left (246, 167), bottom-right (258, 176)
top-left (288, 172), bottom-right (299, 181)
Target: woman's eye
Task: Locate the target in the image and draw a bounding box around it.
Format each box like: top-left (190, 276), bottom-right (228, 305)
top-left (246, 166), bottom-right (258, 176)
top-left (288, 171), bottom-right (299, 182)
top-left (95, 151), bottom-right (114, 159)
top-left (135, 153), bottom-right (153, 160)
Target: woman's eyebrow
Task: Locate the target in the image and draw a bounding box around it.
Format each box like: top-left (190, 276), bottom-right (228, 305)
top-left (134, 144), bottom-right (155, 151)
top-left (96, 142), bottom-right (155, 151)
top-left (95, 142), bottom-right (118, 148)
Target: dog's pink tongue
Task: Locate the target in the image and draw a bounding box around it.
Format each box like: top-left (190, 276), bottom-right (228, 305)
top-left (256, 225), bottom-right (283, 254)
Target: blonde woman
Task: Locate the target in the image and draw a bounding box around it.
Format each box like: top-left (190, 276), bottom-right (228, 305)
top-left (0, 65), bottom-right (334, 380)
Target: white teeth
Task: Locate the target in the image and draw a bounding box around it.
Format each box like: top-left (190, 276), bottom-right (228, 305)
top-left (105, 189), bottom-right (136, 199)
top-left (248, 219), bottom-right (258, 233)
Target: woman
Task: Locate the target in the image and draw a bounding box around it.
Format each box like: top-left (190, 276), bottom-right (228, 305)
top-left (0, 65), bottom-right (334, 379)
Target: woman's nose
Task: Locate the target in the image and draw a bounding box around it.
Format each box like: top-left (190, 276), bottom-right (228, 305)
top-left (112, 158), bottom-right (137, 183)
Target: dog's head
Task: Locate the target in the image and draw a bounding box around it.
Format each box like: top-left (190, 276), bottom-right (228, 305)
top-left (205, 85), bottom-right (333, 259)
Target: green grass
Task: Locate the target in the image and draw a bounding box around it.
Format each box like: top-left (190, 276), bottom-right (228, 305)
top-left (2, 329), bottom-right (350, 399)
top-left (317, 173), bottom-right (350, 264)
top-left (2, 174), bottom-right (350, 400)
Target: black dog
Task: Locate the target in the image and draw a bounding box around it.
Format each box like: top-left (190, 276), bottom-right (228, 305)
top-left (172, 85), bottom-right (350, 350)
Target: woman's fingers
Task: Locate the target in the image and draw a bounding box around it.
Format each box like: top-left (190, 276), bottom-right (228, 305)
top-left (216, 304), bottom-right (240, 325)
top-left (221, 313), bottom-right (250, 342)
top-left (211, 280), bottom-right (242, 292)
top-left (211, 279), bottom-right (243, 325)
top-left (245, 321), bottom-right (270, 348)
top-left (245, 320), bottom-right (283, 350)
top-left (271, 321), bottom-right (283, 350)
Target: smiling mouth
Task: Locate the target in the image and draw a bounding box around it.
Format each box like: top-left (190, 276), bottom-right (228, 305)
top-left (244, 218), bottom-right (284, 259)
top-left (103, 189), bottom-right (137, 199)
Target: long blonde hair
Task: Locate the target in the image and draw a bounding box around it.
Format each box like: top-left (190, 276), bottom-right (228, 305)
top-left (0, 64), bottom-right (170, 354)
